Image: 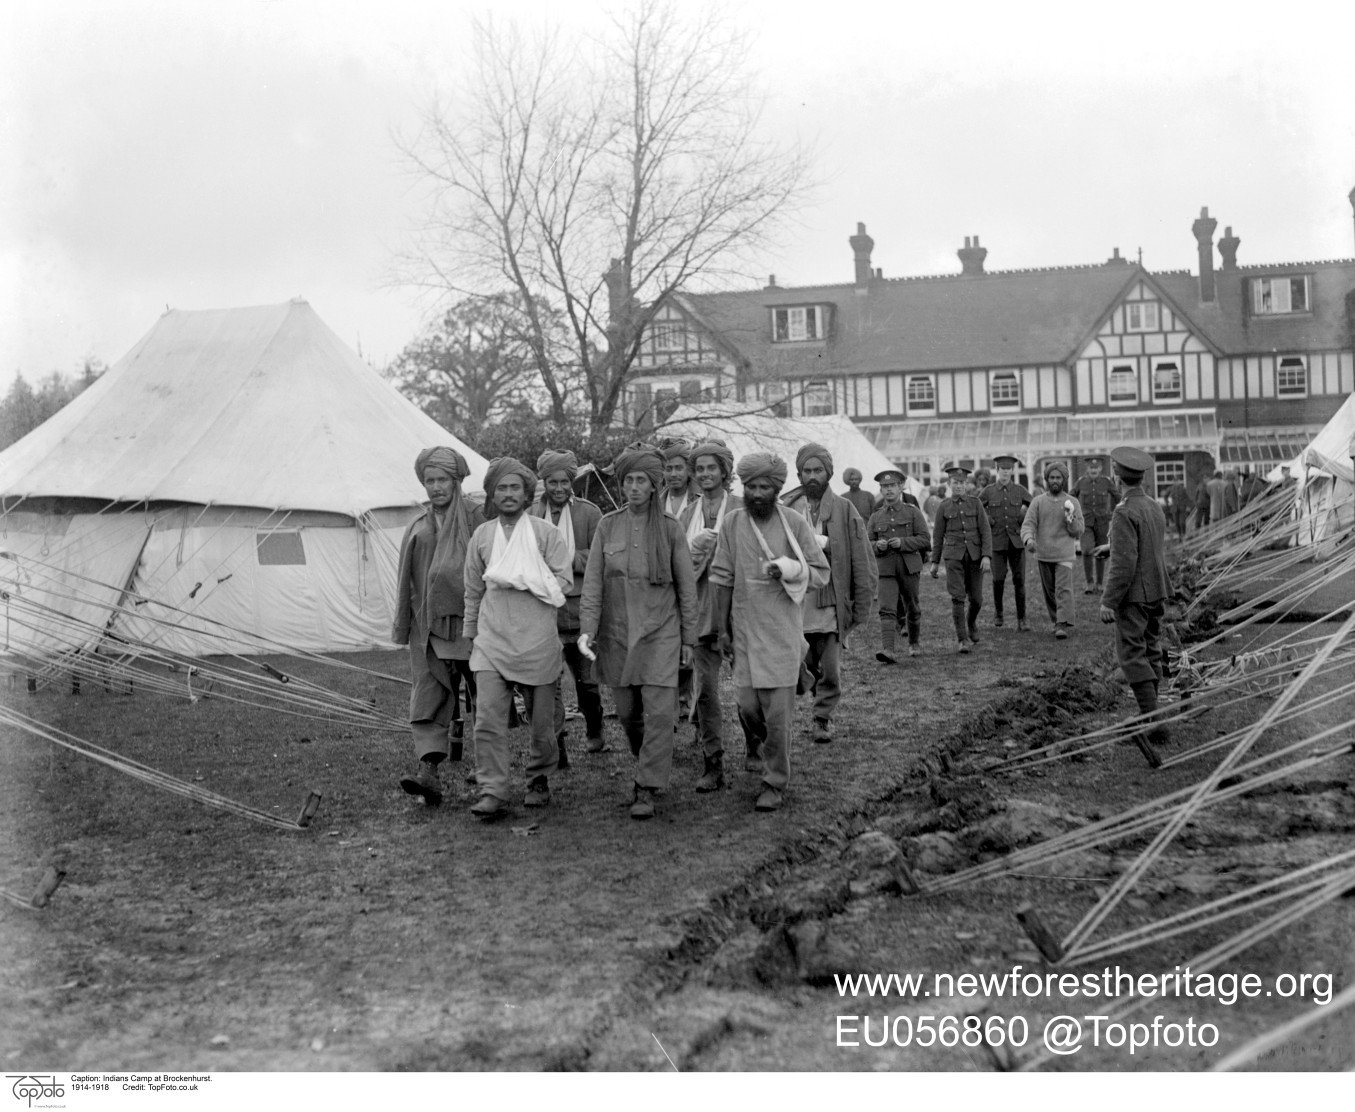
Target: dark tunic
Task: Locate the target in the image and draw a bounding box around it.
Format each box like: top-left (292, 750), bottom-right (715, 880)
top-left (979, 481), bottom-right (1033, 550)
top-left (931, 494), bottom-right (993, 563)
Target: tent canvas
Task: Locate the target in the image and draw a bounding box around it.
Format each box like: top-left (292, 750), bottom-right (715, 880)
top-left (662, 404), bottom-right (925, 501)
top-left (1267, 391), bottom-right (1355, 554)
top-left (0, 300), bottom-right (488, 658)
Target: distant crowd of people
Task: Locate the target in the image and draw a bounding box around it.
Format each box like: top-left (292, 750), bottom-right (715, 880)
top-left (390, 439), bottom-right (1177, 822)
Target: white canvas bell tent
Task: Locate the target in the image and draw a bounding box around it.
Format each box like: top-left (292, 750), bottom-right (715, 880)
top-left (1268, 391), bottom-right (1355, 556)
top-left (662, 403), bottom-right (925, 500)
top-left (0, 299), bottom-right (488, 659)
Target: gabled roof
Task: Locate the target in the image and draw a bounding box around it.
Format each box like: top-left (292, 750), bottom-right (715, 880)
top-left (0, 300), bottom-right (489, 516)
top-left (680, 264), bottom-right (1143, 375)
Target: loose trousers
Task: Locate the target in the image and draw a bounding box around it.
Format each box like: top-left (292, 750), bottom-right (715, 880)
top-left (691, 640), bottom-right (726, 759)
top-left (409, 644), bottom-right (475, 761)
top-left (553, 640), bottom-right (604, 740)
top-left (736, 686), bottom-right (794, 791)
top-left (1036, 560), bottom-right (1075, 627)
top-left (612, 684), bottom-right (677, 790)
top-left (802, 632), bottom-right (842, 724)
top-left (990, 546), bottom-right (1026, 620)
top-left (473, 670), bottom-right (557, 802)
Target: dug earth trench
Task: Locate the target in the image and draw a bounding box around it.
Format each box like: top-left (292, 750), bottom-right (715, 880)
top-left (2, 588), bottom-right (1353, 1071)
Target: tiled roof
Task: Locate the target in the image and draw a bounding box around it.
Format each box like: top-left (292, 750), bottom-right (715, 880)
top-left (680, 264), bottom-right (1142, 375)
top-left (678, 257), bottom-right (1355, 374)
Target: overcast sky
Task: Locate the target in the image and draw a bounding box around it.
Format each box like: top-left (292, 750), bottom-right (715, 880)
top-left (3, 0), bottom-right (1353, 384)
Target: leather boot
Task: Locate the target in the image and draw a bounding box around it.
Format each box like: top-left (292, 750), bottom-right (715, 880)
top-left (695, 753), bottom-right (724, 793)
top-left (876, 622), bottom-right (897, 664)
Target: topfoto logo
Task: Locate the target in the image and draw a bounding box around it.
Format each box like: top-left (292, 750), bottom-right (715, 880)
top-left (7, 1077), bottom-right (64, 1108)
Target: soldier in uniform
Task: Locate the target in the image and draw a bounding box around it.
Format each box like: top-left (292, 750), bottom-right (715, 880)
top-left (1098, 446), bottom-right (1172, 747)
top-left (1073, 455), bottom-right (1117, 594)
top-left (978, 454), bottom-right (1032, 630)
top-left (866, 468), bottom-right (931, 663)
top-left (929, 462), bottom-right (992, 653)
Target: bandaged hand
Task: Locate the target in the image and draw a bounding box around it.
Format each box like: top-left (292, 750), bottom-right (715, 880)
top-left (577, 633), bottom-right (596, 660)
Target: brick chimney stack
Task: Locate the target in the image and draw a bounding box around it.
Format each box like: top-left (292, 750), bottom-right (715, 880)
top-left (604, 257), bottom-right (634, 334)
top-left (1192, 206), bottom-right (1218, 303)
top-left (1218, 226), bottom-right (1241, 271)
top-left (849, 222), bottom-right (875, 292)
top-left (957, 235), bottom-right (987, 276)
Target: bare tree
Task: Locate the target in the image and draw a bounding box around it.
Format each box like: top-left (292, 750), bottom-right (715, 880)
top-left (386, 294), bottom-right (557, 436)
top-left (394, 0), bottom-right (812, 434)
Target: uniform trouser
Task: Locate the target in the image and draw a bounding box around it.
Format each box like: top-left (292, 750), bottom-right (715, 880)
top-left (1171, 509), bottom-right (1189, 539)
top-left (878, 568), bottom-right (921, 648)
top-left (409, 648), bottom-right (476, 762)
top-left (802, 632), bottom-right (842, 724)
top-left (612, 684), bottom-right (677, 790)
top-left (1037, 560), bottom-right (1075, 626)
top-left (1114, 602), bottom-right (1166, 687)
top-left (691, 639), bottom-right (726, 759)
top-left (1193, 506), bottom-right (1210, 530)
top-left (736, 686), bottom-right (794, 791)
top-left (1081, 519), bottom-right (1110, 585)
top-left (553, 639), bottom-right (604, 739)
top-left (944, 554), bottom-right (984, 641)
top-left (473, 670), bottom-right (558, 802)
top-left (990, 546), bottom-right (1026, 620)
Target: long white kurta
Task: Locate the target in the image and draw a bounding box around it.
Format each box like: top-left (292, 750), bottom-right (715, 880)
top-left (709, 508), bottom-right (830, 689)
top-left (462, 514), bottom-right (572, 686)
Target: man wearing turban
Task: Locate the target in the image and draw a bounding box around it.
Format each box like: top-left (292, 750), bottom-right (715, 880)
top-left (659, 438), bottom-right (700, 519)
top-left (710, 452), bottom-right (830, 811)
top-left (780, 442), bottom-right (876, 745)
top-left (392, 446), bottom-right (486, 806)
top-left (462, 457), bottom-right (573, 818)
top-left (1019, 461), bottom-right (1083, 640)
top-left (677, 440), bottom-right (744, 791)
top-left (578, 447), bottom-right (699, 820)
top-left (532, 448), bottom-right (605, 757)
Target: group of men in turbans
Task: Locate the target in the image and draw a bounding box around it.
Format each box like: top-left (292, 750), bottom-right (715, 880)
top-left (391, 438), bottom-right (876, 820)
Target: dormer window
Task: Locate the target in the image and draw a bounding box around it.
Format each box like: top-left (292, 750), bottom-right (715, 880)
top-left (651, 320), bottom-right (684, 352)
top-left (1252, 276), bottom-right (1310, 315)
top-left (1125, 301), bottom-right (1159, 332)
top-left (772, 305), bottom-right (825, 342)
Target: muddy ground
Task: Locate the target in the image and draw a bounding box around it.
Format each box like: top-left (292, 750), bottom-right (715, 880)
top-left (1, 572), bottom-right (1352, 1072)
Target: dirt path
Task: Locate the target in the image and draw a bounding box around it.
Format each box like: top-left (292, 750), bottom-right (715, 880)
top-left (2, 580), bottom-right (1352, 1071)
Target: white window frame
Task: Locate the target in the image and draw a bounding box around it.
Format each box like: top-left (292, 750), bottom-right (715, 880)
top-left (1252, 276), bottom-right (1310, 315)
top-left (1276, 356), bottom-right (1308, 397)
top-left (804, 379), bottom-right (834, 416)
top-left (1154, 459), bottom-right (1186, 499)
top-left (905, 374), bottom-right (936, 416)
top-left (1151, 359), bottom-right (1182, 404)
top-left (1108, 364), bottom-right (1138, 407)
top-left (772, 305), bottom-right (823, 342)
top-left (1125, 301), bottom-right (1160, 332)
top-left (989, 371), bottom-right (1021, 412)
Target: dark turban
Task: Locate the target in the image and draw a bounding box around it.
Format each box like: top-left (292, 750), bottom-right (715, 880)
top-left (737, 451), bottom-right (788, 489)
top-left (414, 446), bottom-right (469, 483)
top-left (484, 456), bottom-right (537, 505)
top-left (796, 442), bottom-right (834, 478)
top-left (611, 447), bottom-right (672, 585)
top-left (536, 448), bottom-right (579, 481)
top-left (688, 439), bottom-right (735, 480)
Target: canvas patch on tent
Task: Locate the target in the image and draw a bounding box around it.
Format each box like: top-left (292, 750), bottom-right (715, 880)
top-left (256, 531), bottom-right (306, 566)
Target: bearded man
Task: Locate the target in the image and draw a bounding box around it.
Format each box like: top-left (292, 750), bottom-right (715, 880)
top-left (711, 453), bottom-right (830, 812)
top-left (462, 457), bottom-right (572, 819)
top-left (1019, 461), bottom-right (1084, 639)
top-left (392, 447), bottom-right (487, 807)
top-left (533, 448), bottom-right (604, 758)
top-left (781, 443), bottom-right (876, 744)
top-left (676, 440), bottom-right (744, 791)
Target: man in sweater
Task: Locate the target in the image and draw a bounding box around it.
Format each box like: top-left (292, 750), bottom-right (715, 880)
top-left (1099, 446), bottom-right (1172, 747)
top-left (462, 457), bottom-right (573, 819)
top-left (1019, 461), bottom-right (1084, 639)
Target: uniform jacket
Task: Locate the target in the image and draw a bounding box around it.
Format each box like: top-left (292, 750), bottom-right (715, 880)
top-left (782, 486), bottom-right (877, 638)
top-left (931, 493), bottom-right (993, 563)
top-left (532, 494), bottom-right (602, 634)
top-left (978, 481), bottom-right (1033, 550)
top-left (866, 501), bottom-right (932, 576)
top-left (1073, 474), bottom-right (1117, 524)
top-left (1101, 486), bottom-right (1171, 609)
